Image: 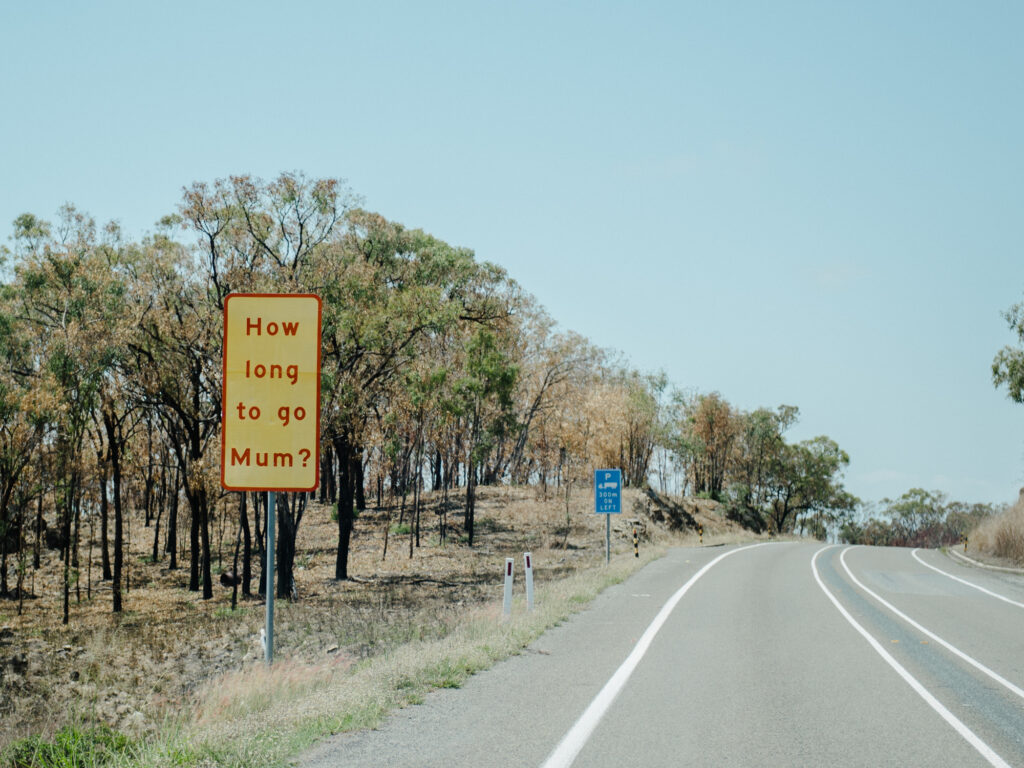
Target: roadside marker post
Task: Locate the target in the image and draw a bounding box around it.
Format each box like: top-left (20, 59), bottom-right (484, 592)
top-left (633, 527), bottom-right (639, 558)
top-left (594, 469), bottom-right (622, 565)
top-left (524, 552), bottom-right (535, 611)
top-left (221, 294), bottom-right (322, 665)
top-left (503, 558), bottom-right (515, 618)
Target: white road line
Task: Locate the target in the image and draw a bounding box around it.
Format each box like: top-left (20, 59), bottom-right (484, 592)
top-left (840, 547), bottom-right (1024, 701)
top-left (539, 543), bottom-right (769, 768)
top-left (912, 549), bottom-right (1024, 610)
top-left (948, 548), bottom-right (1024, 575)
top-left (812, 546), bottom-right (1011, 768)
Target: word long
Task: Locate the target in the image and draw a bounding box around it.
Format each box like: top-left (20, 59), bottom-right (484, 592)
top-left (245, 360), bottom-right (299, 385)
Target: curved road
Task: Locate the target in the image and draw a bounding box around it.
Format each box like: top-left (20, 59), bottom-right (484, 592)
top-left (300, 543), bottom-right (1024, 767)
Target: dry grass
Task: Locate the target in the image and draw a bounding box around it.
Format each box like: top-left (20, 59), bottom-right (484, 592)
top-left (970, 496), bottom-right (1024, 565)
top-left (0, 483), bottom-right (752, 767)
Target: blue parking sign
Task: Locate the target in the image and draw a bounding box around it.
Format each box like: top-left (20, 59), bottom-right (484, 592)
top-left (594, 469), bottom-right (622, 514)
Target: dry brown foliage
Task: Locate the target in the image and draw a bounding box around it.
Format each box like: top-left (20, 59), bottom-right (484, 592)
top-left (970, 493), bottom-right (1024, 565)
top-left (0, 484), bottom-right (746, 751)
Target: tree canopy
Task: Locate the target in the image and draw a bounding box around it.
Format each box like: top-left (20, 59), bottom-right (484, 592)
top-left (0, 171), bottom-right (867, 624)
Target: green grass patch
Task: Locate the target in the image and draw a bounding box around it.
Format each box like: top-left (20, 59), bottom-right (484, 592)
top-left (2, 724), bottom-right (136, 768)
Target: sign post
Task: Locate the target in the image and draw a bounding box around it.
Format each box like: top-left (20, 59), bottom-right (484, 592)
top-left (221, 293), bottom-right (322, 665)
top-left (503, 558), bottom-right (514, 618)
top-left (524, 552), bottom-right (534, 611)
top-left (265, 492), bottom-right (275, 662)
top-left (594, 469), bottom-right (622, 564)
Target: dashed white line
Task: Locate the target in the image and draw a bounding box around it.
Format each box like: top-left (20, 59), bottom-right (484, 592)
top-left (840, 547), bottom-right (1024, 701)
top-left (812, 546), bottom-right (1011, 768)
top-left (912, 549), bottom-right (1024, 610)
top-left (539, 543), bottom-right (769, 768)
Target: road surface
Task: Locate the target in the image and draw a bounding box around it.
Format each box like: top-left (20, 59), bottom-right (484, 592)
top-left (299, 543), bottom-right (1024, 767)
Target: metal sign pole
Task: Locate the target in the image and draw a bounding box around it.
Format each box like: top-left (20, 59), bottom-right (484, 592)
top-left (606, 514), bottom-right (611, 565)
top-left (265, 491), bottom-right (276, 665)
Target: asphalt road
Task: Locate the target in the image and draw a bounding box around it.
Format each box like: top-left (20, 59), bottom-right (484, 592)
top-left (298, 543), bottom-right (1024, 767)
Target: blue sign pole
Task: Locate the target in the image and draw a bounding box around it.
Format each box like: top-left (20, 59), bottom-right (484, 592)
top-left (594, 469), bottom-right (622, 564)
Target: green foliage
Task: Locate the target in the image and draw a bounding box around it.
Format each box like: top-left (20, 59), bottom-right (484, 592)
top-left (2, 724), bottom-right (135, 768)
top-left (840, 489), bottom-right (997, 547)
top-left (993, 301), bottom-right (1024, 402)
top-left (390, 523), bottom-right (411, 535)
top-left (330, 505), bottom-right (357, 523)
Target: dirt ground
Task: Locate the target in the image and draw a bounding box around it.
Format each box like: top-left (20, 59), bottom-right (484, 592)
top-left (0, 483), bottom-right (744, 750)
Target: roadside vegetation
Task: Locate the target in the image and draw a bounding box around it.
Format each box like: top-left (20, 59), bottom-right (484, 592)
top-left (967, 495), bottom-right (1024, 565)
top-left (0, 484), bottom-right (751, 768)
top-left (4, 169), bottom-right (1015, 765)
top-left (968, 294), bottom-right (1024, 566)
top-left (838, 488), bottom-right (999, 549)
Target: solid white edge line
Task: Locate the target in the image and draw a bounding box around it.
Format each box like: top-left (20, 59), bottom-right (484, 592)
top-left (539, 542), bottom-right (769, 768)
top-left (811, 546), bottom-right (1011, 768)
top-left (840, 547), bottom-right (1024, 701)
top-left (948, 548), bottom-right (1024, 575)
top-left (913, 549), bottom-right (1024, 609)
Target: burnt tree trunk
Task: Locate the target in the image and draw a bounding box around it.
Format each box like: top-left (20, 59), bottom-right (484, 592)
top-left (103, 409), bottom-right (125, 614)
top-left (240, 491), bottom-right (252, 597)
top-left (333, 434), bottom-right (357, 580)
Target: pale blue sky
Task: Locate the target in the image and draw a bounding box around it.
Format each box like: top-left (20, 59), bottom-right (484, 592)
top-left (2, 1), bottom-right (1023, 505)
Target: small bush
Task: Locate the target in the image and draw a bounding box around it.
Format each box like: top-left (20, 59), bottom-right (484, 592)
top-left (390, 523), bottom-right (411, 535)
top-left (971, 499), bottom-right (1024, 564)
top-left (331, 505), bottom-right (358, 522)
top-left (3, 724), bottom-right (135, 768)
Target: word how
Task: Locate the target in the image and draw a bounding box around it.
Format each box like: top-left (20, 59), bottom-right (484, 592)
top-left (246, 317), bottom-right (300, 336)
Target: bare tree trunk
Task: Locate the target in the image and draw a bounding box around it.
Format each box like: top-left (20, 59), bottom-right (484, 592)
top-left (188, 487), bottom-right (200, 592)
top-left (240, 491), bottom-right (252, 597)
top-left (33, 480), bottom-right (42, 571)
top-left (199, 491), bottom-right (212, 600)
top-left (166, 466), bottom-right (178, 570)
top-left (104, 410), bottom-right (124, 614)
top-left (99, 459), bottom-right (111, 580)
top-left (333, 435), bottom-right (356, 580)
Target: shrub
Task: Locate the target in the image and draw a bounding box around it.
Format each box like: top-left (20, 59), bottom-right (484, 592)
top-left (971, 499), bottom-right (1024, 564)
top-left (3, 724), bottom-right (135, 768)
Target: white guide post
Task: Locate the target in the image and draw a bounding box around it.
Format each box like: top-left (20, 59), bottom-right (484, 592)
top-left (524, 552), bottom-right (535, 612)
top-left (503, 557), bottom-right (514, 618)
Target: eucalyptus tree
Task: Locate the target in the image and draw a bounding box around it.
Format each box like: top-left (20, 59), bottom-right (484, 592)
top-left (313, 210), bottom-right (507, 576)
top-left (12, 206), bottom-right (131, 620)
top-left (762, 435), bottom-right (857, 536)
top-left (139, 173), bottom-right (356, 600)
top-left (678, 392), bottom-right (739, 499)
top-left (0, 287), bottom-right (46, 599)
top-left (129, 231), bottom-right (220, 598)
top-left (724, 405), bottom-right (797, 530)
top-left (993, 298), bottom-right (1024, 402)
top-left (500, 301), bottom-right (602, 485)
top-left (444, 328), bottom-right (518, 545)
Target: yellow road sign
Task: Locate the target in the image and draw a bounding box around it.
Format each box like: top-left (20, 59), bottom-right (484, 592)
top-left (221, 293), bottom-right (322, 491)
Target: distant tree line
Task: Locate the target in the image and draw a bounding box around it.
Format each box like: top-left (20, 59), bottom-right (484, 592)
top-left (839, 489), bottom-right (998, 548)
top-left (650, 393), bottom-right (857, 537)
top-left (0, 172), bottom-right (858, 624)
